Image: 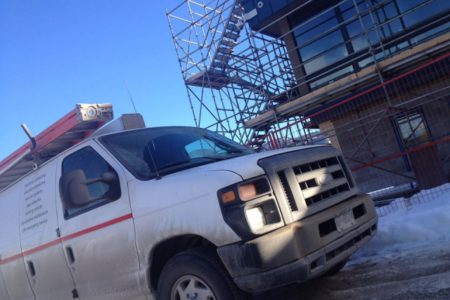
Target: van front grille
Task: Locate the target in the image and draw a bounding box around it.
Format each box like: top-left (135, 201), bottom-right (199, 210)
top-left (305, 184), bottom-right (350, 206)
top-left (293, 157), bottom-right (339, 174)
top-left (278, 171), bottom-right (298, 211)
top-left (289, 155), bottom-right (352, 210)
top-left (258, 148), bottom-right (357, 222)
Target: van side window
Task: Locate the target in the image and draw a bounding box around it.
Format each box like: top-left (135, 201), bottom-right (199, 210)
top-left (60, 146), bottom-right (121, 219)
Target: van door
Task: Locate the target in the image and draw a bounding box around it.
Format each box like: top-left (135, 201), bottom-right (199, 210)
top-left (0, 268), bottom-right (11, 300)
top-left (19, 166), bottom-right (77, 300)
top-left (56, 143), bottom-right (142, 299)
top-left (0, 185), bottom-right (35, 300)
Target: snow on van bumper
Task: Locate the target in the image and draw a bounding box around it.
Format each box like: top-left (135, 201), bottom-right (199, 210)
top-left (217, 194), bottom-right (377, 293)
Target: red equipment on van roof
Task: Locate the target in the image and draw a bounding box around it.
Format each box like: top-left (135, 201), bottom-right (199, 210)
top-left (0, 104), bottom-right (113, 191)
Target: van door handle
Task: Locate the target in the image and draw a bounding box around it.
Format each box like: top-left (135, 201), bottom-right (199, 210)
top-left (66, 246), bottom-right (76, 264)
top-left (27, 261), bottom-right (36, 277)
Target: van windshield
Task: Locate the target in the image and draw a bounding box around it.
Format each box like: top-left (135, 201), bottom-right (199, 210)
top-left (100, 127), bottom-right (253, 180)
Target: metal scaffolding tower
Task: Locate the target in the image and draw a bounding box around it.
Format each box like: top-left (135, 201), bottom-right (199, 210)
top-left (167, 0), bottom-right (450, 204)
top-left (167, 0), bottom-right (450, 155)
top-left (166, 0), bottom-right (309, 150)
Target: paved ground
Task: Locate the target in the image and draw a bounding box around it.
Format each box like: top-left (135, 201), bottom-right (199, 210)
top-left (256, 241), bottom-right (450, 300)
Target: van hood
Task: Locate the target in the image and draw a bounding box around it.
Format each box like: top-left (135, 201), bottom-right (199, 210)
top-left (192, 145), bottom-right (328, 180)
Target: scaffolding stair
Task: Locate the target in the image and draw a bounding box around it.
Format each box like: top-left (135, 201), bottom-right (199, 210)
top-left (230, 75), bottom-right (277, 99)
top-left (184, 2), bottom-right (278, 103)
top-left (246, 128), bottom-right (269, 150)
top-left (210, 4), bottom-right (245, 73)
top-left (185, 3), bottom-right (245, 89)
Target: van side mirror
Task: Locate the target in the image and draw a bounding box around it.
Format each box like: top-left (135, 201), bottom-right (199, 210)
top-left (60, 169), bottom-right (120, 208)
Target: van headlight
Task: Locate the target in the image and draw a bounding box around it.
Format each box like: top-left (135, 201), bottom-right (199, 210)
top-left (245, 207), bottom-right (265, 232)
top-left (218, 176), bottom-right (284, 239)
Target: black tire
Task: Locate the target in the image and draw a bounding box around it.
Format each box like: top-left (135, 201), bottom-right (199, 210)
top-left (156, 247), bottom-right (246, 300)
top-left (324, 258), bottom-right (348, 277)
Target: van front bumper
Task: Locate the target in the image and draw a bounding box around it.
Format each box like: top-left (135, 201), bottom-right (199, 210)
top-left (217, 194), bottom-right (377, 293)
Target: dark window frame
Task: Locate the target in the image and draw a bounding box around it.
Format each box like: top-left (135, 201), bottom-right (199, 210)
top-left (391, 107), bottom-right (432, 171)
top-left (394, 108), bottom-right (432, 147)
top-left (60, 146), bottom-right (121, 219)
top-left (289, 0), bottom-right (450, 90)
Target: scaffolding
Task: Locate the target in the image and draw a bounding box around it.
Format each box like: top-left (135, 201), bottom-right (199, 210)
top-left (167, 0), bottom-right (310, 149)
top-left (167, 0), bottom-right (450, 149)
top-left (167, 0), bottom-right (450, 201)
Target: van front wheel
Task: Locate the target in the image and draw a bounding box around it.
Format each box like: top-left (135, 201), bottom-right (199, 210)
top-left (156, 248), bottom-right (245, 300)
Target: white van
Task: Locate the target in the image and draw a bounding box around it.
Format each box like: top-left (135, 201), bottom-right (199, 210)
top-left (0, 104), bottom-right (377, 300)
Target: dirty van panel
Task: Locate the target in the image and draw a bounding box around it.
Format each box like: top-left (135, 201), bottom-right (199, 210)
top-left (55, 143), bottom-right (143, 299)
top-left (0, 271), bottom-right (10, 300)
top-left (0, 260), bottom-right (34, 300)
top-left (0, 188), bottom-right (35, 300)
top-left (19, 164), bottom-right (77, 300)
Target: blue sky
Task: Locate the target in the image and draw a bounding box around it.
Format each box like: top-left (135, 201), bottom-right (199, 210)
top-left (0, 0), bottom-right (192, 161)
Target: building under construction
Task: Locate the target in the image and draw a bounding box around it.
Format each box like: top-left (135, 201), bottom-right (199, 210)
top-left (167, 0), bottom-right (450, 198)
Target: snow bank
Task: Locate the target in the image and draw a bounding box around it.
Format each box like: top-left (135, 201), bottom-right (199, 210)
top-left (357, 183), bottom-right (450, 256)
top-left (376, 183), bottom-right (450, 216)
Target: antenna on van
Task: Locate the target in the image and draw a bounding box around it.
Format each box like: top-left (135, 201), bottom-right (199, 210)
top-left (21, 123), bottom-right (37, 151)
top-left (122, 81), bottom-right (160, 178)
top-left (123, 81), bottom-right (138, 114)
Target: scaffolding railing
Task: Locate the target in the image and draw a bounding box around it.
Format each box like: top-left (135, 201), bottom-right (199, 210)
top-left (168, 0), bottom-right (449, 147)
top-left (167, 0), bottom-right (299, 145)
top-left (167, 0), bottom-right (450, 206)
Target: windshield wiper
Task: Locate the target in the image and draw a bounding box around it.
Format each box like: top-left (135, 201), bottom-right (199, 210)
top-left (157, 158), bottom-right (219, 176)
top-left (158, 160), bottom-right (191, 171)
top-left (225, 149), bottom-right (244, 154)
top-left (200, 156), bottom-right (228, 161)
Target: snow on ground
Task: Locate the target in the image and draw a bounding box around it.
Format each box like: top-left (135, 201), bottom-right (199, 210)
top-left (356, 183), bottom-right (450, 258)
top-left (259, 183), bottom-right (450, 299)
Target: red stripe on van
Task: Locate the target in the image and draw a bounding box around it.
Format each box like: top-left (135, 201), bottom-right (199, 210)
top-left (21, 239), bottom-right (62, 258)
top-left (61, 213), bottom-right (133, 242)
top-left (0, 253), bottom-right (24, 265)
top-left (0, 213), bottom-right (133, 265)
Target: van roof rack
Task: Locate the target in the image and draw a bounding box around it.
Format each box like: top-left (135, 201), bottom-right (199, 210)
top-left (0, 103), bottom-right (114, 191)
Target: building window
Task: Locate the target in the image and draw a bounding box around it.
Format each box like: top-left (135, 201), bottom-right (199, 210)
top-left (397, 0), bottom-right (450, 27)
top-left (394, 109), bottom-right (431, 147)
top-left (293, 8), bottom-right (353, 87)
top-left (290, 0), bottom-right (450, 90)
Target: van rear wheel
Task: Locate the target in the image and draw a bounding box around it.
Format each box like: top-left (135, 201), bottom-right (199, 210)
top-left (157, 248), bottom-right (245, 300)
